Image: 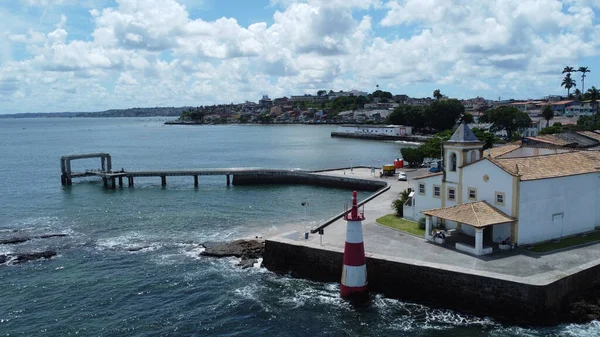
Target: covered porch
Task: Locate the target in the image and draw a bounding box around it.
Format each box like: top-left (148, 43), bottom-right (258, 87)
top-left (422, 201), bottom-right (516, 256)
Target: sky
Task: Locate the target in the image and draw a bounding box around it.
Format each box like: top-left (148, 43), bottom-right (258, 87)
top-left (1, 0), bottom-right (600, 114)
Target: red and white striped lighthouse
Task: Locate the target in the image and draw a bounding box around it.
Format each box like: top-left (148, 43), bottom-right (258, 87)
top-left (340, 190), bottom-right (368, 298)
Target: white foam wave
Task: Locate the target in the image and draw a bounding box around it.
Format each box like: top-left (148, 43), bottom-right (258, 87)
top-left (558, 320), bottom-right (600, 337)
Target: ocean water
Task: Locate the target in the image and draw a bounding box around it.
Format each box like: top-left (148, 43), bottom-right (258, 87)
top-left (0, 118), bottom-right (598, 336)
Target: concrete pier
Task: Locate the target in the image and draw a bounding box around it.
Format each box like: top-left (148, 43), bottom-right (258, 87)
top-left (60, 154), bottom-right (388, 192)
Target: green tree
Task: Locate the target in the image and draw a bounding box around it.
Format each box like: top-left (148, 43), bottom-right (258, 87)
top-left (400, 147), bottom-right (424, 167)
top-left (372, 90), bottom-right (393, 99)
top-left (574, 88), bottom-right (582, 101)
top-left (471, 128), bottom-right (495, 150)
top-left (541, 104), bottom-right (554, 128)
top-left (561, 73), bottom-right (576, 98)
top-left (179, 108), bottom-right (205, 122)
top-left (478, 106), bottom-right (532, 139)
top-left (421, 129), bottom-right (452, 158)
top-left (539, 123), bottom-right (565, 135)
top-left (563, 66), bottom-right (575, 75)
top-left (578, 66), bottom-right (590, 93)
top-left (460, 113), bottom-right (474, 124)
top-left (433, 89), bottom-right (443, 100)
top-left (258, 113), bottom-right (273, 124)
top-left (387, 105), bottom-right (426, 130)
top-left (317, 90), bottom-right (327, 97)
top-left (587, 86), bottom-right (600, 117)
top-left (424, 99), bottom-right (464, 131)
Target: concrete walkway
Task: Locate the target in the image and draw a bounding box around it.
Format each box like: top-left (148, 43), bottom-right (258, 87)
top-left (274, 167), bottom-right (600, 286)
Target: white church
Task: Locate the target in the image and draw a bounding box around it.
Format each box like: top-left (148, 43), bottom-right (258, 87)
top-left (403, 123), bottom-right (600, 255)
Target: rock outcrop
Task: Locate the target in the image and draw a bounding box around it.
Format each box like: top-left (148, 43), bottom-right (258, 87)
top-left (0, 251), bottom-right (57, 265)
top-left (0, 234), bottom-right (68, 245)
top-left (0, 237), bottom-right (30, 245)
top-left (201, 239), bottom-right (264, 269)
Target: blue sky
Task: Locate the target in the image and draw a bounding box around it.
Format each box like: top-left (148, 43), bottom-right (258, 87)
top-left (0, 0), bottom-right (599, 113)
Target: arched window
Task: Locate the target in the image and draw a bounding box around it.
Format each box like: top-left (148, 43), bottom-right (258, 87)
top-left (470, 150), bottom-right (477, 163)
top-left (449, 153), bottom-right (457, 171)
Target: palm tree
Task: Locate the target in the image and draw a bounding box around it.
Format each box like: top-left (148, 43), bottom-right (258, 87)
top-left (433, 89), bottom-right (442, 100)
top-left (563, 66), bottom-right (575, 74)
top-left (542, 105), bottom-right (554, 128)
top-left (578, 66), bottom-right (590, 94)
top-left (588, 86), bottom-right (600, 117)
top-left (561, 73), bottom-right (576, 98)
top-left (574, 88), bottom-right (582, 101)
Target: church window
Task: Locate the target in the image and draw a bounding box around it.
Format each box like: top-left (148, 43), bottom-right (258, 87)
top-left (495, 192), bottom-right (505, 206)
top-left (448, 187), bottom-right (456, 201)
top-left (470, 151), bottom-right (477, 163)
top-left (449, 153), bottom-right (457, 171)
top-left (468, 188), bottom-right (477, 200)
top-left (433, 185), bottom-right (441, 198)
top-left (418, 183), bottom-right (426, 195)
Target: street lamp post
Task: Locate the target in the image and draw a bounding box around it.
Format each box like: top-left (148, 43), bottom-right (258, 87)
top-left (432, 135), bottom-right (444, 170)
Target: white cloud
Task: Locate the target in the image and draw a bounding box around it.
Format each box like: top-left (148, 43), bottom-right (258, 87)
top-left (0, 0), bottom-right (599, 113)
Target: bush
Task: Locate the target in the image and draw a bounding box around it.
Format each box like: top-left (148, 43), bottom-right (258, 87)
top-left (418, 218), bottom-right (426, 230)
top-left (392, 199), bottom-right (404, 217)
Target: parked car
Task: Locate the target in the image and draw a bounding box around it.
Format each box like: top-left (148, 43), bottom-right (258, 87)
top-left (429, 166), bottom-right (442, 173)
top-left (397, 172), bottom-right (407, 181)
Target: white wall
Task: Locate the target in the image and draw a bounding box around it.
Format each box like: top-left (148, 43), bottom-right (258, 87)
top-left (493, 223), bottom-right (511, 243)
top-left (335, 125), bottom-right (412, 136)
top-left (518, 173), bottom-right (600, 245)
top-left (413, 175), bottom-right (443, 222)
top-left (461, 159), bottom-right (515, 217)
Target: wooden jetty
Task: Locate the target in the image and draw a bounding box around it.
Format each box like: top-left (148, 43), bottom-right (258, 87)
top-left (60, 153), bottom-right (388, 191)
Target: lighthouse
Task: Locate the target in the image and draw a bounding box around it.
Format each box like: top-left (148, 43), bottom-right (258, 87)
top-left (340, 190), bottom-right (368, 298)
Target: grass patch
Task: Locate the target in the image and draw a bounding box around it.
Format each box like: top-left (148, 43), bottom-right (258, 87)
top-left (528, 231), bottom-right (600, 253)
top-left (376, 214), bottom-right (425, 236)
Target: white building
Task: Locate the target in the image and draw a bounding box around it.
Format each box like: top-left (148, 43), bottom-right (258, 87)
top-left (565, 102), bottom-right (595, 116)
top-left (404, 123), bottom-right (600, 255)
top-left (335, 124), bottom-right (412, 136)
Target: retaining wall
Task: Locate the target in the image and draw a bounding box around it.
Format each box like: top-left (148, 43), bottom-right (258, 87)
top-left (263, 238), bottom-right (600, 325)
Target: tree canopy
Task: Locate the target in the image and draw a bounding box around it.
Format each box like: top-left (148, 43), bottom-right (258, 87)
top-left (371, 90), bottom-right (393, 99)
top-left (541, 105), bottom-right (554, 128)
top-left (179, 108), bottom-right (205, 122)
top-left (423, 99), bottom-right (464, 131)
top-left (387, 105), bottom-right (426, 130)
top-left (330, 95), bottom-right (367, 114)
top-left (478, 106), bottom-right (532, 139)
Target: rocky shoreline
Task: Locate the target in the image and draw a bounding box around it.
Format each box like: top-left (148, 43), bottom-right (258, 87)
top-left (200, 239), bottom-right (265, 269)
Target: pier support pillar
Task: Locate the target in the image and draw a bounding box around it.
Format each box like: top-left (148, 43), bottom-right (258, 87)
top-left (161, 175), bottom-right (166, 186)
top-left (60, 159), bottom-right (66, 186)
top-left (194, 175), bottom-right (198, 187)
top-left (103, 177), bottom-right (108, 188)
top-left (111, 178), bottom-right (116, 189)
top-left (65, 160), bottom-right (72, 185)
top-left (475, 228), bottom-right (484, 255)
top-left (128, 176), bottom-right (134, 188)
top-left (226, 174), bottom-right (230, 187)
top-left (106, 155), bottom-right (112, 172)
top-left (425, 216), bottom-right (432, 241)
top-left (118, 176), bottom-right (123, 187)
top-left (101, 157), bottom-right (105, 171)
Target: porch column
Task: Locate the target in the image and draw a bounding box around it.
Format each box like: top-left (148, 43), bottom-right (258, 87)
top-left (475, 228), bottom-right (484, 255)
top-left (425, 215), bottom-right (432, 240)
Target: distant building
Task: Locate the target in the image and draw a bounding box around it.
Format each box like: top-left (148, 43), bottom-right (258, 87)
top-left (259, 95), bottom-right (272, 107)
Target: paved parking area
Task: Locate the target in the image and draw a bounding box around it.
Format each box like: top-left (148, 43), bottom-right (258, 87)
top-left (273, 167), bottom-right (600, 285)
